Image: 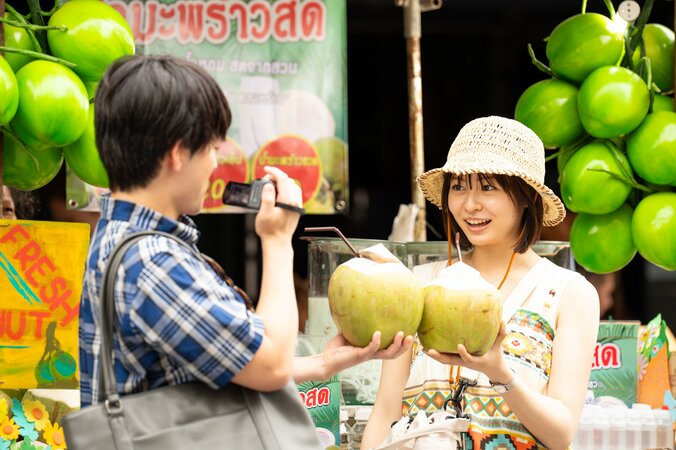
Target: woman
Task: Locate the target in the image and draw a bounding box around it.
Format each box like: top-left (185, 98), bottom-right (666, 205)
top-left (362, 116), bottom-right (599, 450)
top-left (1, 186), bottom-right (38, 220)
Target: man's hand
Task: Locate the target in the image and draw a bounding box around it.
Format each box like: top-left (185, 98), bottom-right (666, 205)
top-left (321, 331), bottom-right (413, 376)
top-left (255, 166), bottom-right (303, 241)
top-left (293, 331), bottom-right (413, 383)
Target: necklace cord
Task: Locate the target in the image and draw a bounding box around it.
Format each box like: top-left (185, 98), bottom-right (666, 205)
top-left (497, 224), bottom-right (526, 289)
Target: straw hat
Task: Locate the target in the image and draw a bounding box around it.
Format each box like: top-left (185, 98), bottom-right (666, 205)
top-left (417, 116), bottom-right (565, 227)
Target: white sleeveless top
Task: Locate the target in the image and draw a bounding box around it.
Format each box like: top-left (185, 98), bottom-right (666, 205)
top-left (402, 257), bottom-right (583, 449)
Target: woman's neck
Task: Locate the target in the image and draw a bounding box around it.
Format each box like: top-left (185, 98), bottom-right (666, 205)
top-left (463, 246), bottom-right (540, 288)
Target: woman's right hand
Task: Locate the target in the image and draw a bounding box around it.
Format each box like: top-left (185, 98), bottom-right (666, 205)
top-left (255, 166), bottom-right (303, 241)
top-left (424, 322), bottom-right (512, 383)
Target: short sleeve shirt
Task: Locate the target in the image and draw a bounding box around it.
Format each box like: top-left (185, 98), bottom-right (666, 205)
top-left (79, 194), bottom-right (265, 406)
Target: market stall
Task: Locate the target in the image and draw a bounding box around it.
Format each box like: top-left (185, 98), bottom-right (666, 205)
top-left (1, 0), bottom-right (675, 449)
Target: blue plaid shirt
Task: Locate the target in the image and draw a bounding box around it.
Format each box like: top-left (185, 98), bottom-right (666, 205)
top-left (79, 194), bottom-right (264, 406)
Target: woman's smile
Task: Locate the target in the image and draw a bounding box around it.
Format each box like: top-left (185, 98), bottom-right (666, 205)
top-left (464, 218), bottom-right (492, 233)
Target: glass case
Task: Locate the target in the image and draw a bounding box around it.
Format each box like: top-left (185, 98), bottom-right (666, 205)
top-left (302, 237), bottom-right (574, 405)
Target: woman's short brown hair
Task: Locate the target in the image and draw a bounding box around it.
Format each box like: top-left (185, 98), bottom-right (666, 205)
top-left (440, 173), bottom-right (543, 254)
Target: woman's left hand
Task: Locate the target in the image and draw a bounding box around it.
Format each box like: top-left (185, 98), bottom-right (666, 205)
top-left (424, 322), bottom-right (513, 383)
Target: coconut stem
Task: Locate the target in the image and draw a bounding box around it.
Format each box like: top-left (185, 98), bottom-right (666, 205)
top-left (0, 17), bottom-right (65, 31)
top-left (527, 43), bottom-right (554, 77)
top-left (0, 45), bottom-right (76, 67)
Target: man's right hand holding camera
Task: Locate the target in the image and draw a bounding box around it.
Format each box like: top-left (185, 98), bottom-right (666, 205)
top-left (233, 165), bottom-right (302, 391)
top-left (255, 166), bottom-right (303, 241)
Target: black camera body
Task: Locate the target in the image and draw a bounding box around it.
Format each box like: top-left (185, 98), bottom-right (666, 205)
top-left (223, 179), bottom-right (305, 214)
top-left (223, 179), bottom-right (272, 210)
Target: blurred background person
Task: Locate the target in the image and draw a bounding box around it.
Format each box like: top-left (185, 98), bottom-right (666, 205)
top-left (2, 185), bottom-right (40, 220)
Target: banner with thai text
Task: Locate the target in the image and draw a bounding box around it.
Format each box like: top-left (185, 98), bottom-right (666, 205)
top-left (67, 0), bottom-right (349, 214)
top-left (0, 220), bottom-right (88, 389)
top-left (588, 320), bottom-right (639, 407)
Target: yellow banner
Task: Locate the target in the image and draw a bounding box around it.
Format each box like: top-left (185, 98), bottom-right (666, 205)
top-left (0, 220), bottom-right (89, 389)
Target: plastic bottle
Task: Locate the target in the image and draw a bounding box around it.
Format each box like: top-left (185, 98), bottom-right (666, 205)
top-left (606, 406), bottom-right (627, 450)
top-left (574, 405), bottom-right (595, 450)
top-left (633, 403), bottom-right (657, 449)
top-left (349, 406), bottom-right (372, 450)
top-left (591, 405), bottom-right (610, 450)
top-left (654, 408), bottom-right (674, 450)
top-left (625, 407), bottom-right (642, 450)
top-left (340, 408), bottom-right (350, 450)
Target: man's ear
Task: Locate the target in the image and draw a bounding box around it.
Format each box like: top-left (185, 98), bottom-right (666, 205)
top-left (164, 142), bottom-right (188, 172)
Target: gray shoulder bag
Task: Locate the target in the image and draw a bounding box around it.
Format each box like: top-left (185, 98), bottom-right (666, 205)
top-left (62, 231), bottom-right (321, 450)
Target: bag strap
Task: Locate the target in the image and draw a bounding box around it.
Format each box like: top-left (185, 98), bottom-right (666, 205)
top-left (97, 230), bottom-right (201, 406)
top-left (94, 231), bottom-right (316, 450)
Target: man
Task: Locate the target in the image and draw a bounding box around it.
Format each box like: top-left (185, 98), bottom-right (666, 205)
top-left (81, 54), bottom-right (410, 407)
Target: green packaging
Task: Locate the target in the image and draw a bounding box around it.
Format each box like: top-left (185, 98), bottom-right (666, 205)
top-left (297, 375), bottom-right (341, 449)
top-left (639, 313), bottom-right (669, 363)
top-left (589, 320), bottom-right (640, 407)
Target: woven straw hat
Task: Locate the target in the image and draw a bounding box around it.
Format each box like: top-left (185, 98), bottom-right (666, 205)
top-left (417, 116), bottom-right (565, 227)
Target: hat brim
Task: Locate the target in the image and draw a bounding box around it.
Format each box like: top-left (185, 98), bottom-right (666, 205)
top-left (417, 167), bottom-right (566, 227)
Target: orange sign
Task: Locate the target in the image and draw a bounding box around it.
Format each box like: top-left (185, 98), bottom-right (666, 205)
top-left (0, 220), bottom-right (89, 389)
top-left (202, 137), bottom-right (249, 212)
top-left (252, 135), bottom-right (321, 203)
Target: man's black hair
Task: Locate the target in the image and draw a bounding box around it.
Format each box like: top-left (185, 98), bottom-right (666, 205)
top-left (95, 54), bottom-right (231, 191)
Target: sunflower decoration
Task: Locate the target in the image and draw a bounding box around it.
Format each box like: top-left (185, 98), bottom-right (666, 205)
top-left (22, 400), bottom-right (50, 431)
top-left (10, 398), bottom-right (38, 442)
top-left (0, 417), bottom-right (20, 442)
top-left (42, 421), bottom-right (67, 450)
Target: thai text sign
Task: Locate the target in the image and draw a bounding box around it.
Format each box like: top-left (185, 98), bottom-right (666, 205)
top-left (0, 220), bottom-right (89, 389)
top-left (69, 0), bottom-right (349, 214)
top-left (589, 320), bottom-right (640, 407)
top-left (297, 375), bottom-right (340, 447)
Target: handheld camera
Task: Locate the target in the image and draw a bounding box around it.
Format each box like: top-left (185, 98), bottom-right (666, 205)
top-left (223, 180), bottom-right (305, 214)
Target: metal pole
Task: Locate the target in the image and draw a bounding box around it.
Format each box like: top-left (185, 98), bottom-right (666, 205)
top-left (1, 0), bottom-right (5, 219)
top-left (403, 0), bottom-right (426, 242)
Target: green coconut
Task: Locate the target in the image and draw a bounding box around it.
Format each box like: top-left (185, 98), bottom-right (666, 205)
top-left (418, 262), bottom-right (502, 355)
top-left (327, 244), bottom-right (423, 349)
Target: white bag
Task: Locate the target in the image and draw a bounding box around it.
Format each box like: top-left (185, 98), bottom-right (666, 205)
top-left (374, 410), bottom-right (469, 450)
